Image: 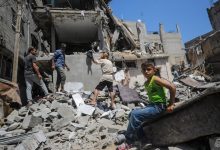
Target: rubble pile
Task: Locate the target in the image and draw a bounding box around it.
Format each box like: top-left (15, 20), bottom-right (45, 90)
top-left (0, 74), bottom-right (217, 150)
top-left (0, 92), bottom-right (135, 150)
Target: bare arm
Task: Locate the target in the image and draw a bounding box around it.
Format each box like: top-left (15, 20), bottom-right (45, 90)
top-left (92, 58), bottom-right (102, 64)
top-left (154, 76), bottom-right (176, 111)
top-left (33, 62), bottom-right (42, 79)
top-left (65, 63), bottom-right (70, 71)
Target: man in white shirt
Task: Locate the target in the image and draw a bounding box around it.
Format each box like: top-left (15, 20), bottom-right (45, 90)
top-left (89, 50), bottom-right (116, 109)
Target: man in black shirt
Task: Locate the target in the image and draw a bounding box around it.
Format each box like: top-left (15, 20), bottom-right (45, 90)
top-left (24, 47), bottom-right (49, 106)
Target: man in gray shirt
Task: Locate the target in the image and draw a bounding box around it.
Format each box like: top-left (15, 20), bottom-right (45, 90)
top-left (89, 50), bottom-right (116, 109)
top-left (24, 47), bottom-right (49, 106)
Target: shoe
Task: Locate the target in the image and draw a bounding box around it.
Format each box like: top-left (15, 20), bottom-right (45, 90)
top-left (116, 142), bottom-right (133, 150)
top-left (115, 134), bottom-right (126, 145)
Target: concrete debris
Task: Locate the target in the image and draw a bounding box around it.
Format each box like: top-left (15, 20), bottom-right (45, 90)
top-left (0, 72), bottom-right (218, 149)
top-left (72, 93), bottom-right (85, 108)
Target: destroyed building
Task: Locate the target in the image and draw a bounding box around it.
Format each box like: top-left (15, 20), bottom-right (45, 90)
top-left (0, 0), bottom-right (50, 100)
top-left (208, 0), bottom-right (220, 30)
top-left (1, 1), bottom-right (220, 150)
top-left (185, 0), bottom-right (220, 81)
top-left (29, 0), bottom-right (186, 90)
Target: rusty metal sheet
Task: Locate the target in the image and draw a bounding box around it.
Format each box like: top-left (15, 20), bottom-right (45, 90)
top-left (0, 78), bottom-right (21, 105)
top-left (179, 77), bottom-right (203, 88)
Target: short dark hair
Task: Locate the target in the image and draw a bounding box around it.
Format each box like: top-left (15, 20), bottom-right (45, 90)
top-left (141, 62), bottom-right (155, 71)
top-left (28, 47), bottom-right (35, 53)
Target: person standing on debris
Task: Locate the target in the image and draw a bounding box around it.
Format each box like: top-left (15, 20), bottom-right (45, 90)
top-left (24, 47), bottom-right (49, 106)
top-left (88, 50), bottom-right (116, 109)
top-left (52, 43), bottom-right (70, 92)
top-left (116, 62), bottom-right (176, 148)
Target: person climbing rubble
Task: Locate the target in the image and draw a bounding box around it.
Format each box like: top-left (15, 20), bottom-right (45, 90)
top-left (115, 62), bottom-right (176, 149)
top-left (24, 47), bottom-right (49, 107)
top-left (52, 43), bottom-right (70, 92)
top-left (88, 50), bottom-right (116, 109)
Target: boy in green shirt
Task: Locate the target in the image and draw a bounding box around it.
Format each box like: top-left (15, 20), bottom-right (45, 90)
top-left (116, 62), bottom-right (176, 148)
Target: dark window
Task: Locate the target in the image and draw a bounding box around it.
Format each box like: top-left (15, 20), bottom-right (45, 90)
top-left (125, 61), bottom-right (137, 69)
top-left (0, 55), bottom-right (12, 80)
top-left (31, 34), bottom-right (38, 49)
top-left (115, 61), bottom-right (123, 69)
top-left (11, 8), bottom-right (16, 30)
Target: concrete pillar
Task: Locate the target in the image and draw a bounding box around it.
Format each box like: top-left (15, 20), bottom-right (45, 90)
top-left (136, 21), bottom-right (145, 54)
top-left (159, 23), bottom-right (167, 53)
top-left (98, 25), bottom-right (104, 50)
top-left (51, 24), bottom-right (56, 52)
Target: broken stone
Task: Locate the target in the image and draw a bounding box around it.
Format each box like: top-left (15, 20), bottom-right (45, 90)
top-left (52, 117), bottom-right (75, 131)
top-left (85, 134), bottom-right (99, 142)
top-left (85, 123), bottom-right (98, 134)
top-left (6, 110), bottom-right (19, 124)
top-left (18, 107), bottom-right (28, 116)
top-left (57, 106), bottom-right (75, 118)
top-left (77, 104), bottom-right (95, 116)
top-left (14, 116), bottom-right (23, 122)
top-left (15, 131), bottom-right (46, 150)
top-left (115, 109), bottom-right (125, 119)
top-left (46, 131), bottom-right (60, 138)
top-left (99, 118), bottom-right (114, 127)
top-left (32, 111), bottom-right (42, 117)
top-left (50, 100), bottom-right (61, 111)
top-left (22, 115), bottom-right (43, 130)
top-left (127, 103), bottom-right (136, 109)
top-left (77, 115), bottom-right (90, 126)
top-left (7, 122), bottom-right (20, 131)
top-left (71, 123), bottom-right (86, 130)
top-left (49, 112), bottom-right (58, 118)
top-left (72, 93), bottom-right (85, 108)
top-left (121, 105), bottom-right (131, 111)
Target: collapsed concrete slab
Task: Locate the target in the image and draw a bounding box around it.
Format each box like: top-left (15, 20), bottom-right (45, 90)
top-left (143, 85), bottom-right (220, 146)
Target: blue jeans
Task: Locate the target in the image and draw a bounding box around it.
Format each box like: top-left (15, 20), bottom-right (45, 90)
top-left (125, 104), bottom-right (165, 140)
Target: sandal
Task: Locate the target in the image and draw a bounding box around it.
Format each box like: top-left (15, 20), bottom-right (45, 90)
top-left (116, 143), bottom-right (133, 150)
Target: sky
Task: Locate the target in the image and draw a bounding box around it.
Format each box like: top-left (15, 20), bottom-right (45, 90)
top-left (109, 0), bottom-right (214, 43)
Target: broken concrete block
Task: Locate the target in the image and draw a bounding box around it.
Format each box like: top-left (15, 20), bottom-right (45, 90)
top-left (127, 103), bottom-right (136, 109)
top-left (77, 115), bottom-right (90, 126)
top-left (22, 115), bottom-right (43, 129)
top-left (14, 116), bottom-right (23, 122)
top-left (7, 122), bottom-right (20, 131)
top-left (71, 123), bottom-right (86, 130)
top-left (99, 118), bottom-right (114, 127)
top-left (115, 109), bottom-right (125, 118)
top-left (52, 117), bottom-right (75, 131)
top-left (77, 104), bottom-right (95, 115)
top-left (46, 131), bottom-right (60, 138)
top-left (85, 134), bottom-right (99, 142)
top-left (72, 93), bottom-right (84, 108)
top-left (57, 106), bottom-right (75, 118)
top-left (30, 103), bottom-right (39, 111)
top-left (15, 131), bottom-right (46, 150)
top-left (121, 105), bottom-right (131, 111)
top-left (6, 110), bottom-right (18, 124)
top-left (49, 112), bottom-right (58, 118)
top-left (32, 111), bottom-right (42, 117)
top-left (85, 124), bottom-right (98, 134)
top-left (34, 130), bottom-right (46, 143)
top-left (18, 107), bottom-right (28, 116)
top-left (50, 100), bottom-right (61, 110)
